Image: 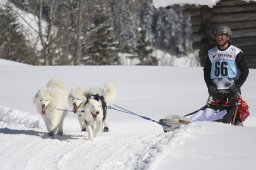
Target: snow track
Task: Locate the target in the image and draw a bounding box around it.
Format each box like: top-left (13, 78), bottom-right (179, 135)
top-left (94, 132), bottom-right (176, 170)
top-left (0, 105), bottom-right (184, 170)
top-left (2, 105), bottom-right (256, 170)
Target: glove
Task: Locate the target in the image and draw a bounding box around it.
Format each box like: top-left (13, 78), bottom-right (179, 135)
top-left (228, 84), bottom-right (239, 96)
top-left (208, 85), bottom-right (217, 96)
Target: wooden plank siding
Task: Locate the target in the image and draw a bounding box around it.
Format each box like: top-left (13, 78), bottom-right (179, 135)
top-left (170, 0), bottom-right (256, 68)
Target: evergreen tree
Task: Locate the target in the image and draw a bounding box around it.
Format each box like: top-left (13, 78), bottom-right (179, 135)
top-left (83, 10), bottom-right (120, 65)
top-left (134, 29), bottom-right (157, 65)
top-left (4, 0), bottom-right (192, 65)
top-left (0, 3), bottom-right (37, 64)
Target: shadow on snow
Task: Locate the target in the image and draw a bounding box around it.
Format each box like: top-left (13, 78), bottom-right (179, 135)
top-left (0, 127), bottom-right (85, 141)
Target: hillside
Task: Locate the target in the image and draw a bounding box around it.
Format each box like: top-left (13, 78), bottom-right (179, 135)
top-left (0, 0), bottom-right (193, 65)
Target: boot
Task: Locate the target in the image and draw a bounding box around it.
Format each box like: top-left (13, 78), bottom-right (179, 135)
top-left (234, 120), bottom-right (243, 126)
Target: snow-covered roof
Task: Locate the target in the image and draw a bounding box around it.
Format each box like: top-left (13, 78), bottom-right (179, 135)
top-left (153, 0), bottom-right (256, 8)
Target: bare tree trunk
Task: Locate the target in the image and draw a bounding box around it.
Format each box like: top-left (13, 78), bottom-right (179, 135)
top-left (37, 0), bottom-right (58, 65)
top-left (37, 0), bottom-right (47, 65)
top-left (74, 0), bottom-right (82, 65)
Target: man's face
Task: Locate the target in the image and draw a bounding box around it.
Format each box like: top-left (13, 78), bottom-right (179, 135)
top-left (215, 33), bottom-right (230, 46)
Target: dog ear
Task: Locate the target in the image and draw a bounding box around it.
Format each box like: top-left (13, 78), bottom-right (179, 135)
top-left (86, 94), bottom-right (100, 101)
top-left (94, 94), bottom-right (100, 101)
top-left (86, 94), bottom-right (91, 100)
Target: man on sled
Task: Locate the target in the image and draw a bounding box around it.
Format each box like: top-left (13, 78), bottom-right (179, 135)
top-left (160, 25), bottom-right (250, 132)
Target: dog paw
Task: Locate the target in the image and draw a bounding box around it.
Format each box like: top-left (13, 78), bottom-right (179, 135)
top-left (103, 127), bottom-right (109, 132)
top-left (81, 128), bottom-right (87, 132)
top-left (89, 138), bottom-right (94, 141)
top-left (57, 131), bottom-right (63, 136)
top-left (48, 132), bottom-right (54, 136)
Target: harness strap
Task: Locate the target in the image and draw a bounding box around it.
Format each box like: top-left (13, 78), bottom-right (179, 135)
top-left (108, 104), bottom-right (168, 127)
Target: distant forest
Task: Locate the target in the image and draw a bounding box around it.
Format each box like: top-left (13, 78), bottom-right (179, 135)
top-left (0, 0), bottom-right (192, 65)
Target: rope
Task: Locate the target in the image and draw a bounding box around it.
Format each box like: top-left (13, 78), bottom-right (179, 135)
top-left (49, 106), bottom-right (86, 113)
top-left (108, 104), bottom-right (167, 127)
top-left (52, 103), bottom-right (171, 127)
top-left (55, 108), bottom-right (75, 113)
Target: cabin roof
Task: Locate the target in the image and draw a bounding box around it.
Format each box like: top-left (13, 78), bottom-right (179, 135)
top-left (153, 0), bottom-right (256, 8)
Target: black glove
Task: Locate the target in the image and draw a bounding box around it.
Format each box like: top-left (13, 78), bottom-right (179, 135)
top-left (228, 84), bottom-right (239, 96)
top-left (208, 85), bottom-right (217, 96)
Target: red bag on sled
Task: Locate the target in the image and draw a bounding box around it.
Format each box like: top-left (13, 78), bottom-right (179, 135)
top-left (238, 97), bottom-right (250, 122)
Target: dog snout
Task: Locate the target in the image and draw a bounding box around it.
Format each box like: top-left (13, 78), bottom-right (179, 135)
top-left (96, 111), bottom-right (99, 115)
top-left (41, 104), bottom-right (47, 115)
top-left (42, 104), bottom-right (47, 110)
top-left (73, 103), bottom-right (78, 113)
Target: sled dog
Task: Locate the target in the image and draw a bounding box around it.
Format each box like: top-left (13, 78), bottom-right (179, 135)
top-left (68, 86), bottom-right (88, 131)
top-left (68, 83), bottom-right (117, 138)
top-left (81, 95), bottom-right (105, 140)
top-left (33, 77), bottom-right (68, 136)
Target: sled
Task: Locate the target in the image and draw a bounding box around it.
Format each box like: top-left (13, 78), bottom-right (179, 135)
top-left (159, 115), bottom-right (191, 132)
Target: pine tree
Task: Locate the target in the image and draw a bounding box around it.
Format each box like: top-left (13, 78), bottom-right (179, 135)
top-left (83, 11), bottom-right (120, 65)
top-left (134, 29), bottom-right (157, 65)
top-left (0, 3), bottom-right (37, 64)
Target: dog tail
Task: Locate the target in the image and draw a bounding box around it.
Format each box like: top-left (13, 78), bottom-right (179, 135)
top-left (104, 82), bottom-right (117, 103)
top-left (47, 77), bottom-right (68, 96)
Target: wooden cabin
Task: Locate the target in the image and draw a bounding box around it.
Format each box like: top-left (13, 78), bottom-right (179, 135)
top-left (167, 0), bottom-right (256, 68)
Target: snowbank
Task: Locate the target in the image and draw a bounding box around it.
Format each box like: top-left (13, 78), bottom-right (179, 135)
top-left (0, 105), bottom-right (41, 128)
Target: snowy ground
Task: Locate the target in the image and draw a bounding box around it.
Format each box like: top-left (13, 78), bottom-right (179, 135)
top-left (0, 60), bottom-right (256, 170)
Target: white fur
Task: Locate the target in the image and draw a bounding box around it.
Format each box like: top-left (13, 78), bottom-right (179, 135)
top-left (82, 97), bottom-right (104, 140)
top-left (87, 82), bottom-right (117, 103)
top-left (86, 82), bottom-right (117, 128)
top-left (68, 86), bottom-right (87, 130)
top-left (68, 83), bottom-right (117, 139)
top-left (33, 77), bottom-right (68, 136)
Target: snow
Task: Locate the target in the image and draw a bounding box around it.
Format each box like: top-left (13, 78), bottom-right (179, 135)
top-left (0, 0), bottom-right (49, 51)
top-left (153, 0), bottom-right (256, 8)
top-left (153, 0), bottom-right (220, 8)
top-left (0, 59), bottom-right (29, 66)
top-left (0, 59), bottom-right (256, 170)
top-left (154, 50), bottom-right (200, 67)
top-left (119, 50), bottom-right (200, 66)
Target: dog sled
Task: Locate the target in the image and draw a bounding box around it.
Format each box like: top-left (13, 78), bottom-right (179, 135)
top-left (159, 91), bottom-right (250, 132)
top-left (109, 91), bottom-right (250, 133)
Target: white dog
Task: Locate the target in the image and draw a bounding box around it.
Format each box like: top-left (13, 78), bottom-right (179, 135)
top-left (86, 82), bottom-right (117, 132)
top-left (33, 77), bottom-right (68, 136)
top-left (68, 83), bottom-right (117, 139)
top-left (68, 86), bottom-right (88, 131)
top-left (81, 95), bottom-right (105, 140)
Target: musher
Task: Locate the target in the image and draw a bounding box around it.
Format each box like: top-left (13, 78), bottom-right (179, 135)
top-left (160, 25), bottom-right (250, 132)
top-left (184, 25), bottom-right (249, 126)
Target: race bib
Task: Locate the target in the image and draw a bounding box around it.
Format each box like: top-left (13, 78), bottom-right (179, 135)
top-left (210, 60), bottom-right (237, 79)
top-left (208, 45), bottom-right (241, 80)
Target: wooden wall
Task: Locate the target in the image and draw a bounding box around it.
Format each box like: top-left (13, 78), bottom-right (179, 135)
top-left (172, 0), bottom-right (256, 68)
